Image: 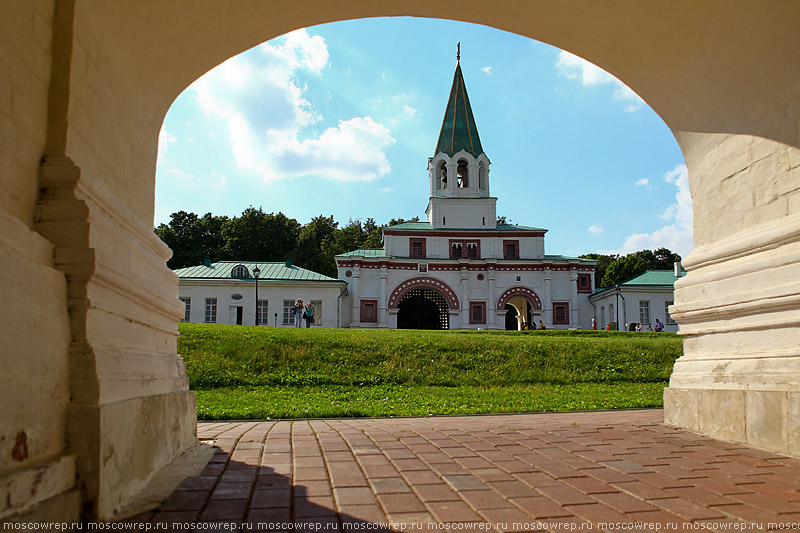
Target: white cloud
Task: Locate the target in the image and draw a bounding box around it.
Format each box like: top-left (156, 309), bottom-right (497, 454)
top-left (190, 29), bottom-right (395, 182)
top-left (481, 66), bottom-right (493, 75)
top-left (555, 51), bottom-right (644, 112)
top-left (635, 178), bottom-right (649, 188)
top-left (157, 127), bottom-right (176, 158)
top-left (588, 225), bottom-right (604, 236)
top-left (403, 105), bottom-right (418, 119)
top-left (164, 167), bottom-right (194, 180)
top-left (616, 164), bottom-right (694, 256)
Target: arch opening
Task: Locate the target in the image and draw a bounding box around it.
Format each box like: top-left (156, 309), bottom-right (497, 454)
top-left (397, 288), bottom-right (450, 330)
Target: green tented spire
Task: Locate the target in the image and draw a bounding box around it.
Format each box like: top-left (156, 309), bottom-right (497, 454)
top-left (434, 51), bottom-right (484, 158)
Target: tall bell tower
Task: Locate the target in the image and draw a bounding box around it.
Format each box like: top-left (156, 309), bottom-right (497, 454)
top-left (426, 45), bottom-right (497, 230)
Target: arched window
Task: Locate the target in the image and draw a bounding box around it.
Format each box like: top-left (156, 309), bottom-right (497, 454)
top-left (231, 265), bottom-right (249, 278)
top-left (479, 161), bottom-right (488, 191)
top-left (438, 161), bottom-right (447, 189)
top-left (457, 160), bottom-right (468, 188)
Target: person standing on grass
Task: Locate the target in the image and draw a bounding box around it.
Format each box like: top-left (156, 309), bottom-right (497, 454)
top-left (294, 298), bottom-right (304, 328)
top-left (304, 302), bottom-right (315, 328)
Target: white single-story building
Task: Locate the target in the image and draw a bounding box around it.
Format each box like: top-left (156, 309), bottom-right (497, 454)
top-left (588, 268), bottom-right (685, 332)
top-left (175, 260), bottom-right (346, 328)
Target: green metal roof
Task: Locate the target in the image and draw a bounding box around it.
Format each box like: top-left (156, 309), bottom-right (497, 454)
top-left (335, 249), bottom-right (387, 258)
top-left (434, 61), bottom-right (484, 157)
top-left (591, 269), bottom-right (685, 297)
top-left (174, 261), bottom-right (342, 282)
top-left (384, 222), bottom-right (547, 232)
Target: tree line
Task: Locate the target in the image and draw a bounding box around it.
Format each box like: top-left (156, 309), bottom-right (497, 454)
top-left (155, 207), bottom-right (681, 285)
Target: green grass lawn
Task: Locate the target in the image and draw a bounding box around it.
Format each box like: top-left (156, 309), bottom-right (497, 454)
top-left (180, 323), bottom-right (682, 420)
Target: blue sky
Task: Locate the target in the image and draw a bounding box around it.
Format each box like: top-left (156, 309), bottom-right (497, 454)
top-left (156, 17), bottom-right (692, 258)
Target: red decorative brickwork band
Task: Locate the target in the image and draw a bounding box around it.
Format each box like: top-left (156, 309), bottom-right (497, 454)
top-left (387, 277), bottom-right (460, 309)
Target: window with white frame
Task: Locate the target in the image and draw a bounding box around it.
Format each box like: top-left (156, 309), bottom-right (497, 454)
top-left (204, 298), bottom-right (217, 323)
top-left (609, 303), bottom-right (614, 325)
top-left (639, 300), bottom-right (650, 325)
top-left (665, 301), bottom-right (676, 324)
top-left (600, 306), bottom-right (605, 329)
top-left (311, 300), bottom-right (322, 326)
top-left (231, 265), bottom-right (249, 278)
top-left (256, 300), bottom-right (268, 326)
top-left (282, 300), bottom-right (294, 325)
top-left (180, 297), bottom-right (191, 322)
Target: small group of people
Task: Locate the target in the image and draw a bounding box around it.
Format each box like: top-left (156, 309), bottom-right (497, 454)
top-left (292, 298), bottom-right (315, 328)
top-left (593, 315), bottom-right (666, 332)
top-left (520, 321), bottom-right (547, 330)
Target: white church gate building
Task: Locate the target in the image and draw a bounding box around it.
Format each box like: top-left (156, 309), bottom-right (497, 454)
top-left (336, 55), bottom-right (596, 330)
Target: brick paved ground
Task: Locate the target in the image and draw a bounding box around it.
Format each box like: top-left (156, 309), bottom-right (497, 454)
top-left (124, 409), bottom-right (800, 532)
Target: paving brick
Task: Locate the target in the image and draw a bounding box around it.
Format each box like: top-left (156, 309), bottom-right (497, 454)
top-left (489, 480), bottom-right (540, 499)
top-left (666, 486), bottom-right (739, 507)
top-left (393, 458), bottom-right (428, 471)
top-left (339, 503), bottom-right (388, 524)
top-left (210, 482), bottom-right (253, 500)
top-left (160, 490), bottom-right (209, 511)
top-left (377, 493), bottom-right (426, 514)
top-left (610, 481), bottom-right (676, 501)
top-left (413, 483), bottom-right (461, 503)
top-left (176, 476), bottom-right (218, 491)
top-left (442, 474), bottom-right (488, 491)
top-left (199, 499), bottom-right (248, 521)
top-left (480, 506), bottom-right (536, 527)
top-left (471, 468), bottom-right (516, 483)
top-left (565, 502), bottom-right (635, 526)
top-left (293, 467), bottom-right (329, 482)
top-left (514, 472), bottom-right (562, 489)
top-left (427, 501), bottom-right (484, 523)
top-left (255, 474), bottom-right (291, 489)
top-left (401, 470), bottom-right (440, 485)
top-left (371, 477), bottom-right (412, 494)
top-left (511, 496), bottom-right (573, 519)
top-left (648, 497), bottom-right (727, 521)
top-left (729, 492), bottom-right (800, 515)
top-left (334, 487), bottom-right (377, 506)
top-left (459, 489), bottom-right (515, 510)
top-left (245, 507), bottom-right (290, 524)
top-left (592, 492), bottom-right (659, 513)
top-left (250, 489), bottom-right (290, 508)
top-left (294, 495), bottom-right (337, 517)
top-left (537, 485), bottom-right (596, 506)
top-left (363, 465), bottom-right (402, 478)
top-left (561, 476), bottom-right (620, 495)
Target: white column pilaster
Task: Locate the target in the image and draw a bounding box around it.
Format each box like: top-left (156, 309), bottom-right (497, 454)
top-left (544, 267), bottom-right (552, 328)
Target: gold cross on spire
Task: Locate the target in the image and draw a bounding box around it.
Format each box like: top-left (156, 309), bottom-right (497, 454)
top-left (457, 42), bottom-right (461, 62)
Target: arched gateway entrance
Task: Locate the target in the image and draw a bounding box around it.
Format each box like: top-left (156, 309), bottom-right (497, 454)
top-left (397, 288), bottom-right (450, 330)
top-left (4, 1), bottom-right (800, 523)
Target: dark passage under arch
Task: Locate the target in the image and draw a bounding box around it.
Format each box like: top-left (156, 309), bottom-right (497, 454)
top-left (397, 288), bottom-right (450, 330)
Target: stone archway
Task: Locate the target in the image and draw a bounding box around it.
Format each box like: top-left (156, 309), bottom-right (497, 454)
top-left (4, 0), bottom-right (800, 522)
top-left (397, 288), bottom-right (451, 330)
top-left (497, 287), bottom-right (542, 331)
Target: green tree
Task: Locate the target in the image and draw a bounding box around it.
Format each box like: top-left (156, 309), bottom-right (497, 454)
top-left (579, 253), bottom-right (618, 288)
top-left (222, 207), bottom-right (300, 261)
top-left (600, 248), bottom-right (682, 287)
top-left (296, 215), bottom-right (340, 277)
top-left (155, 211), bottom-right (228, 269)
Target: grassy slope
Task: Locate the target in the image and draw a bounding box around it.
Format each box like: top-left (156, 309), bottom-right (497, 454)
top-left (179, 323), bottom-right (682, 419)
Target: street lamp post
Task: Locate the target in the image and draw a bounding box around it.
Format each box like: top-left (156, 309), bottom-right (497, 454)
top-left (253, 266), bottom-right (261, 326)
